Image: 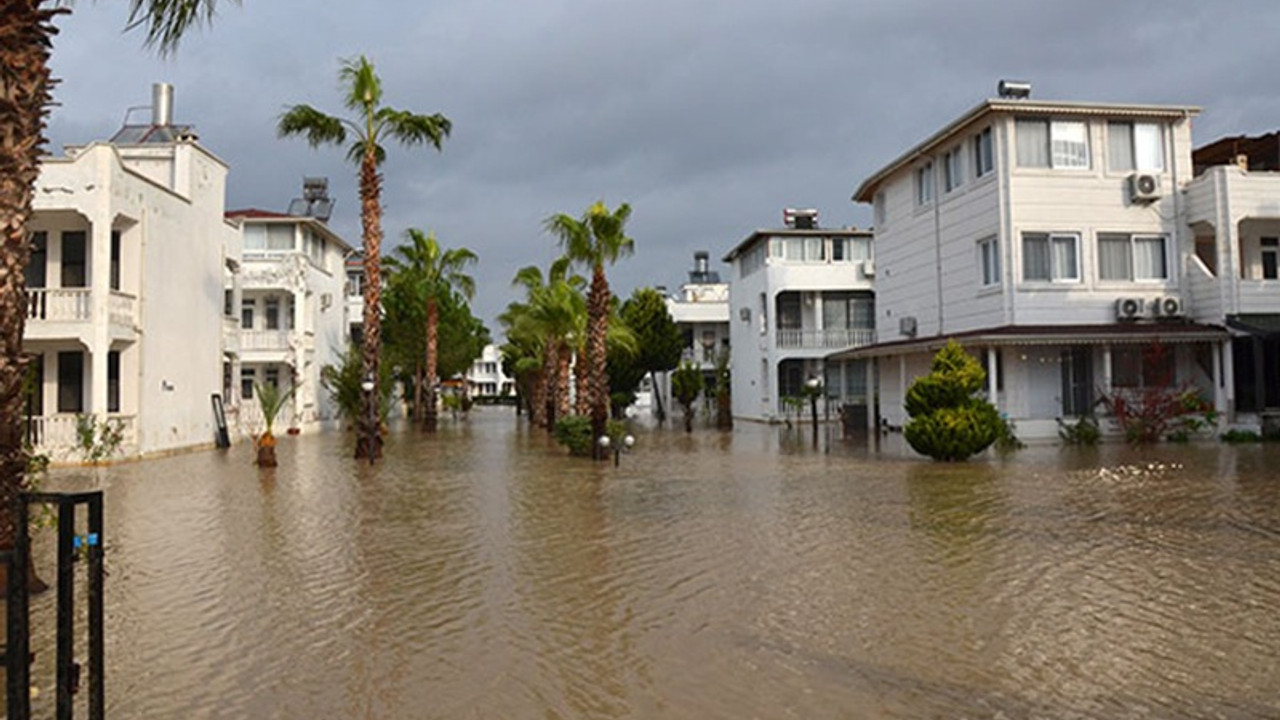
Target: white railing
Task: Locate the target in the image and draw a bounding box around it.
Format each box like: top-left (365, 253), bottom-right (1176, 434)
top-left (1239, 280), bottom-right (1280, 315)
top-left (26, 288), bottom-right (91, 322)
top-left (775, 328), bottom-right (875, 349)
top-left (109, 290), bottom-right (137, 328)
top-left (241, 329), bottom-right (292, 351)
top-left (27, 414), bottom-right (137, 455)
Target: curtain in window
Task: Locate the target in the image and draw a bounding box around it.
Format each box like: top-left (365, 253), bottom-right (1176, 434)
top-left (804, 237), bottom-right (825, 261)
top-left (1052, 235), bottom-right (1078, 279)
top-left (1023, 233), bottom-right (1050, 280)
top-left (823, 296), bottom-right (848, 330)
top-left (1133, 236), bottom-right (1166, 279)
top-left (1108, 122), bottom-right (1134, 172)
top-left (1098, 234), bottom-right (1132, 280)
top-left (852, 297), bottom-right (875, 328)
top-left (1051, 121), bottom-right (1089, 169)
top-left (267, 225), bottom-right (295, 251)
top-left (1134, 123), bottom-right (1163, 171)
top-left (783, 238), bottom-right (803, 260)
top-left (1016, 120), bottom-right (1049, 167)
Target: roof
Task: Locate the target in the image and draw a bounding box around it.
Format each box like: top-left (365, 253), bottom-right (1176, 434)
top-left (226, 208), bottom-right (292, 219)
top-left (1227, 313), bottom-right (1280, 338)
top-left (827, 322), bottom-right (1229, 361)
top-left (225, 208), bottom-right (356, 253)
top-left (852, 98), bottom-right (1201, 203)
top-left (722, 227), bottom-right (872, 263)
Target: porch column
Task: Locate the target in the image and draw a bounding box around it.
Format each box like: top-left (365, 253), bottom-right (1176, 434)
top-left (986, 347), bottom-right (999, 409)
top-left (89, 220), bottom-right (112, 415)
top-left (1222, 340), bottom-right (1236, 423)
top-left (1102, 346), bottom-right (1114, 396)
top-left (1212, 339), bottom-right (1226, 424)
top-left (865, 357), bottom-right (876, 432)
top-left (898, 355), bottom-right (906, 428)
top-left (813, 293), bottom-right (824, 347)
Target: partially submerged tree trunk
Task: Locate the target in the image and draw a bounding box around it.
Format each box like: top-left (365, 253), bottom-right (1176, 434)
top-left (355, 151), bottom-right (383, 461)
top-left (0, 2), bottom-right (63, 569)
top-left (424, 297), bottom-right (439, 432)
top-left (255, 431), bottom-right (278, 468)
top-left (586, 265), bottom-right (610, 459)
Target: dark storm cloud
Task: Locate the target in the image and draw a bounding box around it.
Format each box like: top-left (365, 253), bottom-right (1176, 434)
top-left (44, 0), bottom-right (1280, 326)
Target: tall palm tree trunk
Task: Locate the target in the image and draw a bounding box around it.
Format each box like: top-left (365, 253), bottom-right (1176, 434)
top-left (0, 2), bottom-right (62, 551)
top-left (555, 342), bottom-right (572, 421)
top-left (542, 339), bottom-right (559, 430)
top-left (356, 151), bottom-right (383, 460)
top-left (586, 265), bottom-right (610, 459)
top-left (424, 297), bottom-right (439, 432)
top-left (412, 361), bottom-right (424, 423)
top-left (530, 366), bottom-right (548, 427)
top-left (573, 348), bottom-right (590, 416)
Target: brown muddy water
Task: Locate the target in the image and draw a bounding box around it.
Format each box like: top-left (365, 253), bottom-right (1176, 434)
top-left (22, 408), bottom-right (1280, 718)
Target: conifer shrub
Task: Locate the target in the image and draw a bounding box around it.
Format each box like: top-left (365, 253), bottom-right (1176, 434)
top-left (903, 340), bottom-right (1002, 461)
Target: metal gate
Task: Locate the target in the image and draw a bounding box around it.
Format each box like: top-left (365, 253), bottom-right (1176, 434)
top-left (2, 491), bottom-right (105, 720)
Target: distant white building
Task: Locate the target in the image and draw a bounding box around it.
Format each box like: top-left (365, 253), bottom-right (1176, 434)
top-left (224, 178), bottom-right (355, 436)
top-left (649, 251), bottom-right (730, 418)
top-left (722, 210), bottom-right (876, 422)
top-left (465, 344), bottom-right (514, 399)
top-left (25, 83), bottom-right (239, 460)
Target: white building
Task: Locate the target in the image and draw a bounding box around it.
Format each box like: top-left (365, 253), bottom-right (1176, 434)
top-left (25, 83), bottom-right (239, 460)
top-left (647, 251), bottom-right (731, 418)
top-left (722, 210), bottom-right (876, 422)
top-left (835, 85), bottom-right (1244, 440)
top-left (224, 179), bottom-right (354, 436)
top-left (466, 344), bottom-right (514, 399)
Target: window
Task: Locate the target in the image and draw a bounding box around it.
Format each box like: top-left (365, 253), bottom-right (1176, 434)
top-left (776, 237), bottom-right (825, 262)
top-left (1098, 233), bottom-right (1168, 281)
top-left (26, 231), bottom-right (47, 288)
top-left (1108, 122), bottom-right (1164, 172)
top-left (61, 231), bottom-right (87, 287)
top-left (831, 237), bottom-right (870, 262)
top-left (822, 292), bottom-right (875, 330)
top-left (973, 127), bottom-right (994, 177)
top-left (265, 297), bottom-right (281, 330)
top-left (1262, 237), bottom-right (1278, 280)
top-left (915, 162), bottom-right (935, 205)
top-left (1022, 232), bottom-right (1079, 282)
top-left (57, 351), bottom-right (84, 413)
top-left (241, 368), bottom-right (255, 401)
top-left (873, 192), bottom-right (886, 227)
top-left (241, 300), bottom-right (255, 329)
top-left (110, 230), bottom-right (121, 290)
top-left (1113, 345), bottom-right (1175, 389)
top-left (107, 350), bottom-right (120, 413)
top-left (977, 237), bottom-right (1001, 286)
top-left (944, 147), bottom-right (964, 192)
top-left (1016, 118), bottom-right (1089, 169)
top-left (264, 366), bottom-right (280, 390)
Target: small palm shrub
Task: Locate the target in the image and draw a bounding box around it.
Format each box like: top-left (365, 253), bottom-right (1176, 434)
top-left (903, 340), bottom-right (1002, 461)
top-left (553, 414), bottom-right (594, 456)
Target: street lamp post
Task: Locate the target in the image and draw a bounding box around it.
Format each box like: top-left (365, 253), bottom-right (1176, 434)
top-left (598, 433), bottom-right (636, 467)
top-left (361, 374), bottom-right (376, 465)
top-left (806, 375), bottom-right (822, 447)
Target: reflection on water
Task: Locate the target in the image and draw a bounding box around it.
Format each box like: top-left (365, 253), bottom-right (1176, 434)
top-left (22, 410), bottom-right (1280, 718)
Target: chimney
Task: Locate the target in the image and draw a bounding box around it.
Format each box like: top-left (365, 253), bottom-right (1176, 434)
top-left (694, 251), bottom-right (709, 275)
top-left (152, 83), bottom-right (174, 127)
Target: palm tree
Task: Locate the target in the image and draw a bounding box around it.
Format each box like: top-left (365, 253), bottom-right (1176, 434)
top-left (278, 56), bottom-right (451, 460)
top-left (0, 0), bottom-right (226, 556)
top-left (253, 380), bottom-right (299, 468)
top-left (504, 258), bottom-right (586, 428)
top-left (544, 202), bottom-right (635, 459)
top-left (385, 228), bottom-right (476, 431)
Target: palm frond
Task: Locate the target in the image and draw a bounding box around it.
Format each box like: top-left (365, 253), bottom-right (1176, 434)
top-left (379, 108), bottom-right (452, 150)
top-left (128, 0), bottom-right (230, 55)
top-left (277, 105), bottom-right (347, 147)
top-left (339, 55), bottom-right (382, 113)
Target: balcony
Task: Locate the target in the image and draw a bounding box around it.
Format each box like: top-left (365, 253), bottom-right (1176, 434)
top-left (241, 330), bottom-right (293, 351)
top-left (27, 288), bottom-right (91, 322)
top-left (776, 328), bottom-right (875, 350)
top-left (27, 414), bottom-right (137, 456)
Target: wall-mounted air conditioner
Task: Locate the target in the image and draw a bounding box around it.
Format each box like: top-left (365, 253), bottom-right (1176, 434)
top-left (899, 316), bottom-right (917, 337)
top-left (1115, 297), bottom-right (1145, 321)
top-left (1153, 295), bottom-right (1184, 318)
top-left (1129, 173), bottom-right (1161, 203)
top-left (862, 259), bottom-right (876, 277)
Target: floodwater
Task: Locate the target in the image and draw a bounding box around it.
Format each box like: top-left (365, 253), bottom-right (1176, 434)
top-left (22, 408), bottom-right (1280, 718)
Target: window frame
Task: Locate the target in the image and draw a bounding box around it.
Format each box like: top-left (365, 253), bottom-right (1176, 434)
top-left (1097, 233), bottom-right (1170, 282)
top-left (1016, 118), bottom-right (1091, 170)
top-left (915, 162), bottom-right (935, 206)
top-left (973, 127), bottom-right (994, 178)
top-left (943, 147), bottom-right (964, 193)
top-left (1021, 231), bottom-right (1081, 283)
top-left (977, 236), bottom-right (1001, 287)
top-left (1107, 121), bottom-right (1165, 173)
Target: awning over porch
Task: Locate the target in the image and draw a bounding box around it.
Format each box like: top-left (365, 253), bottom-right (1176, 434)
top-left (826, 322), bottom-right (1230, 361)
top-left (1227, 314), bottom-right (1280, 339)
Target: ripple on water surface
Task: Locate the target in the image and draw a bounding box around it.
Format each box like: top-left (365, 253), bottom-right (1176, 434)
top-left (27, 413), bottom-right (1280, 719)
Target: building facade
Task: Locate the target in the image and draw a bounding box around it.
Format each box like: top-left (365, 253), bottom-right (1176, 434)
top-left (25, 84), bottom-right (239, 460)
top-left (723, 210), bottom-right (876, 422)
top-left (837, 88), bottom-right (1252, 440)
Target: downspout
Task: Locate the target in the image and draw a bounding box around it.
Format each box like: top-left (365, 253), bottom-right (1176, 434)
top-left (932, 154), bottom-right (944, 335)
top-left (999, 118), bottom-right (1016, 326)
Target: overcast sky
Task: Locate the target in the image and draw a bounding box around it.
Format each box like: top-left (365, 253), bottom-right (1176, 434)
top-left (46, 0), bottom-right (1280, 327)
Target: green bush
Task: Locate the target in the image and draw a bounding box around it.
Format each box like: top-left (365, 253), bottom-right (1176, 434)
top-left (903, 341), bottom-right (1003, 461)
top-left (1220, 428), bottom-right (1261, 444)
top-left (553, 414), bottom-right (594, 456)
top-left (1059, 415), bottom-right (1101, 446)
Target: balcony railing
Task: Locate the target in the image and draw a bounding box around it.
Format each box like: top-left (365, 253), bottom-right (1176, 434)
top-left (241, 329), bottom-right (292, 351)
top-left (109, 291), bottom-right (137, 328)
top-left (775, 328), bottom-right (875, 349)
top-left (27, 414), bottom-right (136, 453)
top-left (26, 288), bottom-right (91, 322)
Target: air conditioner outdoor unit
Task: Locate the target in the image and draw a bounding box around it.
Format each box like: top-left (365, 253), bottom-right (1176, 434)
top-left (1153, 295), bottom-right (1185, 318)
top-left (1129, 173), bottom-right (1161, 203)
top-left (862, 259), bottom-right (876, 277)
top-left (899, 316), bottom-right (918, 337)
top-left (738, 307), bottom-right (751, 322)
top-left (1115, 297), bottom-right (1145, 321)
